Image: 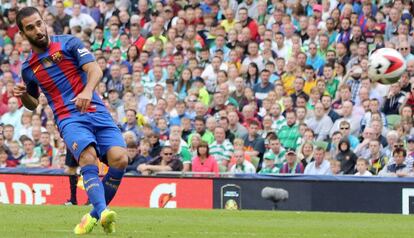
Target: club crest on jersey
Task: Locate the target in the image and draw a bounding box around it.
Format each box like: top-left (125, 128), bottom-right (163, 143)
top-left (42, 57), bottom-right (53, 68)
top-left (51, 51), bottom-right (63, 64)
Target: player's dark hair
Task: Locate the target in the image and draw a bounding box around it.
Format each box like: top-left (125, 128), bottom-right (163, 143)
top-left (16, 7), bottom-right (41, 31)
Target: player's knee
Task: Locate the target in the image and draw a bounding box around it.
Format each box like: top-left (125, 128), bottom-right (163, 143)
top-left (112, 154), bottom-right (128, 169)
top-left (79, 146), bottom-right (98, 167)
top-left (107, 147), bottom-right (128, 169)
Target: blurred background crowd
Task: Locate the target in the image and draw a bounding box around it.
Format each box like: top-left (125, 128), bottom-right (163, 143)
top-left (0, 0), bottom-right (414, 177)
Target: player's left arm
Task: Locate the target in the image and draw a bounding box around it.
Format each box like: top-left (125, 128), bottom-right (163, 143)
top-left (69, 36), bottom-right (103, 113)
top-left (71, 61), bottom-right (103, 113)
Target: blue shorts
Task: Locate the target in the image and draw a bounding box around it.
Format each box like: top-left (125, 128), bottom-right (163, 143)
top-left (58, 112), bottom-right (126, 162)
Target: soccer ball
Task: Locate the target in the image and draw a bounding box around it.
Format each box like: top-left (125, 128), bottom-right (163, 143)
top-left (367, 47), bottom-right (406, 84)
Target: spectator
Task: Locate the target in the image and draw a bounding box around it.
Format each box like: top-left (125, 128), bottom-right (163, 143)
top-left (39, 154), bottom-right (52, 168)
top-left (298, 141), bottom-right (314, 168)
top-left (329, 131), bottom-right (343, 160)
top-left (53, 1), bottom-right (71, 35)
top-left (258, 152), bottom-right (280, 175)
top-left (330, 101), bottom-right (362, 137)
top-left (338, 121), bottom-right (359, 149)
top-left (149, 133), bottom-right (162, 158)
top-left (329, 159), bottom-right (341, 175)
top-left (3, 124), bottom-right (14, 147)
top-left (367, 139), bottom-right (389, 175)
top-left (188, 116), bottom-right (215, 145)
top-left (280, 149), bottom-right (304, 174)
top-left (304, 147), bottom-right (331, 175)
top-left (379, 148), bottom-right (410, 177)
top-left (278, 110), bottom-right (300, 150)
top-left (230, 149), bottom-right (256, 173)
top-left (383, 82), bottom-right (405, 115)
top-left (69, 3), bottom-right (97, 31)
top-left (210, 127), bottom-right (234, 167)
top-left (125, 141), bottom-right (151, 175)
top-left (189, 133), bottom-right (202, 157)
top-left (228, 111), bottom-right (248, 139)
top-left (218, 117), bottom-right (235, 143)
top-left (192, 141), bottom-right (219, 175)
top-left (0, 97), bottom-right (23, 132)
top-left (34, 132), bottom-right (57, 166)
top-left (4, 0), bottom-right (414, 179)
top-left (19, 137), bottom-right (40, 168)
top-left (354, 158), bottom-right (373, 176)
top-left (169, 134), bottom-right (192, 172)
top-left (0, 145), bottom-right (14, 168)
top-left (336, 138), bottom-right (358, 175)
top-left (266, 136), bottom-right (286, 170)
top-left (291, 77), bottom-right (309, 107)
top-left (253, 69), bottom-right (274, 101)
top-left (305, 102), bottom-right (333, 141)
top-left (7, 140), bottom-right (22, 166)
top-left (138, 146), bottom-right (183, 175)
top-left (243, 120), bottom-right (265, 168)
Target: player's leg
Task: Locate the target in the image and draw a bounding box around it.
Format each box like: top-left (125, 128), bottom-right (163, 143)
top-left (78, 146), bottom-right (107, 218)
top-left (101, 146), bottom-right (128, 204)
top-left (65, 166), bottom-right (78, 205)
top-left (98, 146), bottom-right (128, 234)
top-left (59, 120), bottom-right (106, 234)
top-left (90, 112), bottom-right (128, 234)
top-left (64, 149), bottom-right (79, 205)
top-left (72, 146), bottom-right (107, 235)
top-left (91, 112), bottom-right (128, 206)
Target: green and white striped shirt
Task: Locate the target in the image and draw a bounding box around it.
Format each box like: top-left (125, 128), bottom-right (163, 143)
top-left (209, 139), bottom-right (234, 164)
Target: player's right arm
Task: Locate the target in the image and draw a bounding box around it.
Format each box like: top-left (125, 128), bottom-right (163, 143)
top-left (15, 69), bottom-right (40, 111)
top-left (14, 82), bottom-right (39, 111)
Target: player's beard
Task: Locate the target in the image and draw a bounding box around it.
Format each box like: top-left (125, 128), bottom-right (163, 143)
top-left (26, 30), bottom-right (50, 50)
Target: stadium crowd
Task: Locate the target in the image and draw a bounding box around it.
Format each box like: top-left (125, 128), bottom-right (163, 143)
top-left (0, 0), bottom-right (414, 177)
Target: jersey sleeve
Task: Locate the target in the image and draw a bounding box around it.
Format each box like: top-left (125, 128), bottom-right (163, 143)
top-left (67, 36), bottom-right (95, 68)
top-left (22, 68), bottom-right (40, 99)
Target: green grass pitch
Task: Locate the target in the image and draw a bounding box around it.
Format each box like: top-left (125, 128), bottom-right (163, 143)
top-left (0, 205), bottom-right (413, 238)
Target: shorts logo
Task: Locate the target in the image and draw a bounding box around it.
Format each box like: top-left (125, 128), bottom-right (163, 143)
top-left (72, 142), bottom-right (78, 151)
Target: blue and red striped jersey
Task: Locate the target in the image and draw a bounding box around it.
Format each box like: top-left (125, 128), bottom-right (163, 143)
top-left (22, 35), bottom-right (108, 125)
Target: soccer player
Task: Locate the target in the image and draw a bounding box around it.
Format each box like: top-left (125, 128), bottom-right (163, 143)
top-left (14, 7), bottom-right (128, 235)
top-left (64, 149), bottom-right (80, 206)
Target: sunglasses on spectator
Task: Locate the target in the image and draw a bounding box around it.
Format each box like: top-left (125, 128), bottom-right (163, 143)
top-left (164, 153), bottom-right (173, 156)
top-left (394, 144), bottom-right (404, 148)
top-left (340, 127), bottom-right (349, 130)
top-left (399, 47), bottom-right (409, 51)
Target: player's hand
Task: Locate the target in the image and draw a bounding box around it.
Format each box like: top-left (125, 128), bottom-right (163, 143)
top-left (71, 89), bottom-right (93, 113)
top-left (13, 83), bottom-right (27, 97)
